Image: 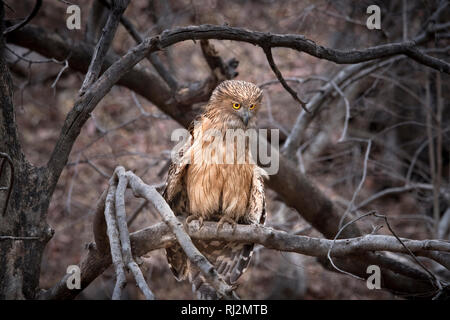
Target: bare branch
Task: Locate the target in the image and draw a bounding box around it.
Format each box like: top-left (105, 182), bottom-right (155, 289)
top-left (154, 25), bottom-right (450, 73)
top-left (113, 167), bottom-right (154, 300)
top-left (3, 0), bottom-right (42, 35)
top-left (79, 0), bottom-right (130, 95)
top-left (40, 219), bottom-right (450, 300)
top-left (262, 45), bottom-right (308, 111)
top-left (339, 139), bottom-right (372, 229)
top-left (0, 152), bottom-right (14, 216)
top-left (99, 0), bottom-right (179, 90)
top-left (103, 181), bottom-right (127, 299)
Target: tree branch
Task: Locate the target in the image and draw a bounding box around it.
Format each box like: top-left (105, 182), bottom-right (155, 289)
top-left (39, 219), bottom-right (450, 300)
top-left (2, 0), bottom-right (42, 35)
top-left (79, 0), bottom-right (130, 95)
top-left (262, 45), bottom-right (308, 111)
top-left (98, 0), bottom-right (179, 90)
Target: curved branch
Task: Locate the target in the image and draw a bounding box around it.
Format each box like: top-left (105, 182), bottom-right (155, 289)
top-left (262, 45), bottom-right (308, 111)
top-left (156, 25), bottom-right (449, 73)
top-left (39, 220), bottom-right (450, 300)
top-left (3, 0), bottom-right (42, 35)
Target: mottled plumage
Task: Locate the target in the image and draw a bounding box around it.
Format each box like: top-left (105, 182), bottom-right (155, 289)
top-left (163, 80), bottom-right (266, 299)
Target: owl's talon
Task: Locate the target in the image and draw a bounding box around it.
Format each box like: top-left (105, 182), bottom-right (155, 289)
top-left (185, 215), bottom-right (204, 230)
top-left (217, 217), bottom-right (237, 232)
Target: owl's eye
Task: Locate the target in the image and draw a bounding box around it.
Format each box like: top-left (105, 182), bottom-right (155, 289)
top-left (232, 102), bottom-right (241, 110)
top-left (249, 104), bottom-right (256, 110)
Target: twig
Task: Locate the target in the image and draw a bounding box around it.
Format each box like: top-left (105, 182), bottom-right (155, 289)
top-left (355, 184), bottom-right (425, 211)
top-left (3, 0), bottom-right (42, 35)
top-left (328, 211), bottom-right (376, 281)
top-left (435, 71), bottom-right (443, 236)
top-left (373, 212), bottom-right (443, 291)
top-left (0, 235), bottom-right (40, 240)
top-left (402, 0), bottom-right (408, 41)
top-left (262, 45), bottom-right (308, 111)
top-left (0, 152), bottom-right (14, 216)
top-left (79, 0), bottom-right (130, 95)
top-left (84, 157), bottom-right (110, 179)
top-left (5, 46), bottom-right (62, 64)
top-left (329, 210), bottom-right (445, 291)
top-left (308, 75), bottom-right (351, 142)
top-left (338, 139), bottom-right (372, 229)
top-left (51, 59), bottom-right (69, 89)
top-left (425, 72), bottom-right (440, 236)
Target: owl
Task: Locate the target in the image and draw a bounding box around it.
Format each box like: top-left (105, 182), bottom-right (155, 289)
top-left (163, 80), bottom-right (266, 299)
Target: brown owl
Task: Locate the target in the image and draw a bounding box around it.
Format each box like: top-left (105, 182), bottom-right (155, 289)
top-left (163, 80), bottom-right (266, 299)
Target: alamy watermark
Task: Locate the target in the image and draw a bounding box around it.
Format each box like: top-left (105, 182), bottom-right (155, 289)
top-left (66, 265), bottom-right (81, 290)
top-left (366, 265), bottom-right (381, 289)
top-left (171, 125), bottom-right (280, 175)
top-left (66, 5), bottom-right (81, 30)
top-left (366, 5), bottom-right (381, 30)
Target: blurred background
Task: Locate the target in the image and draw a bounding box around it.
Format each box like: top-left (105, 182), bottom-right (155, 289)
top-left (4, 0), bottom-right (449, 299)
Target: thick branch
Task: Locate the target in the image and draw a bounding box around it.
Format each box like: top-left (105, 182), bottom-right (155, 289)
top-left (155, 25), bottom-right (450, 73)
top-left (40, 220), bottom-right (450, 300)
top-left (113, 167), bottom-right (154, 299)
top-left (2, 0), bottom-right (42, 35)
top-left (0, 7), bottom-right (24, 161)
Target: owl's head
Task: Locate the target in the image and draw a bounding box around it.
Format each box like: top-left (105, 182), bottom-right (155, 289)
top-left (207, 80), bottom-right (263, 128)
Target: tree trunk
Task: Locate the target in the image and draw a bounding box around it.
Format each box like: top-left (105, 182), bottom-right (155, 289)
top-left (0, 163), bottom-right (54, 299)
top-left (0, 4), bottom-right (53, 299)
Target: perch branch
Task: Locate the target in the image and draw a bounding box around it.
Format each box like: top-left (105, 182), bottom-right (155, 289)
top-left (40, 219), bottom-right (450, 300)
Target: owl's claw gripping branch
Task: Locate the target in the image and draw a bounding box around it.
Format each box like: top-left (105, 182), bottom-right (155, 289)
top-left (216, 216), bottom-right (238, 233)
top-left (185, 215), bottom-right (204, 230)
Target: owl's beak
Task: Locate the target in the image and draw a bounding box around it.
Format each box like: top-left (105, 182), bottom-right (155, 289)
top-left (242, 109), bottom-right (250, 126)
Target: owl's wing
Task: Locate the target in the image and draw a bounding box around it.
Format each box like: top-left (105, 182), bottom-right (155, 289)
top-left (164, 132), bottom-right (192, 281)
top-left (224, 166), bottom-right (267, 283)
top-left (246, 166), bottom-right (267, 225)
top-left (162, 133), bottom-right (192, 209)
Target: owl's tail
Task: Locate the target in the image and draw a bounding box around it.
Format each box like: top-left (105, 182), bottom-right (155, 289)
top-left (166, 240), bottom-right (254, 299)
top-left (189, 240), bottom-right (254, 300)
top-left (189, 268), bottom-right (221, 300)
